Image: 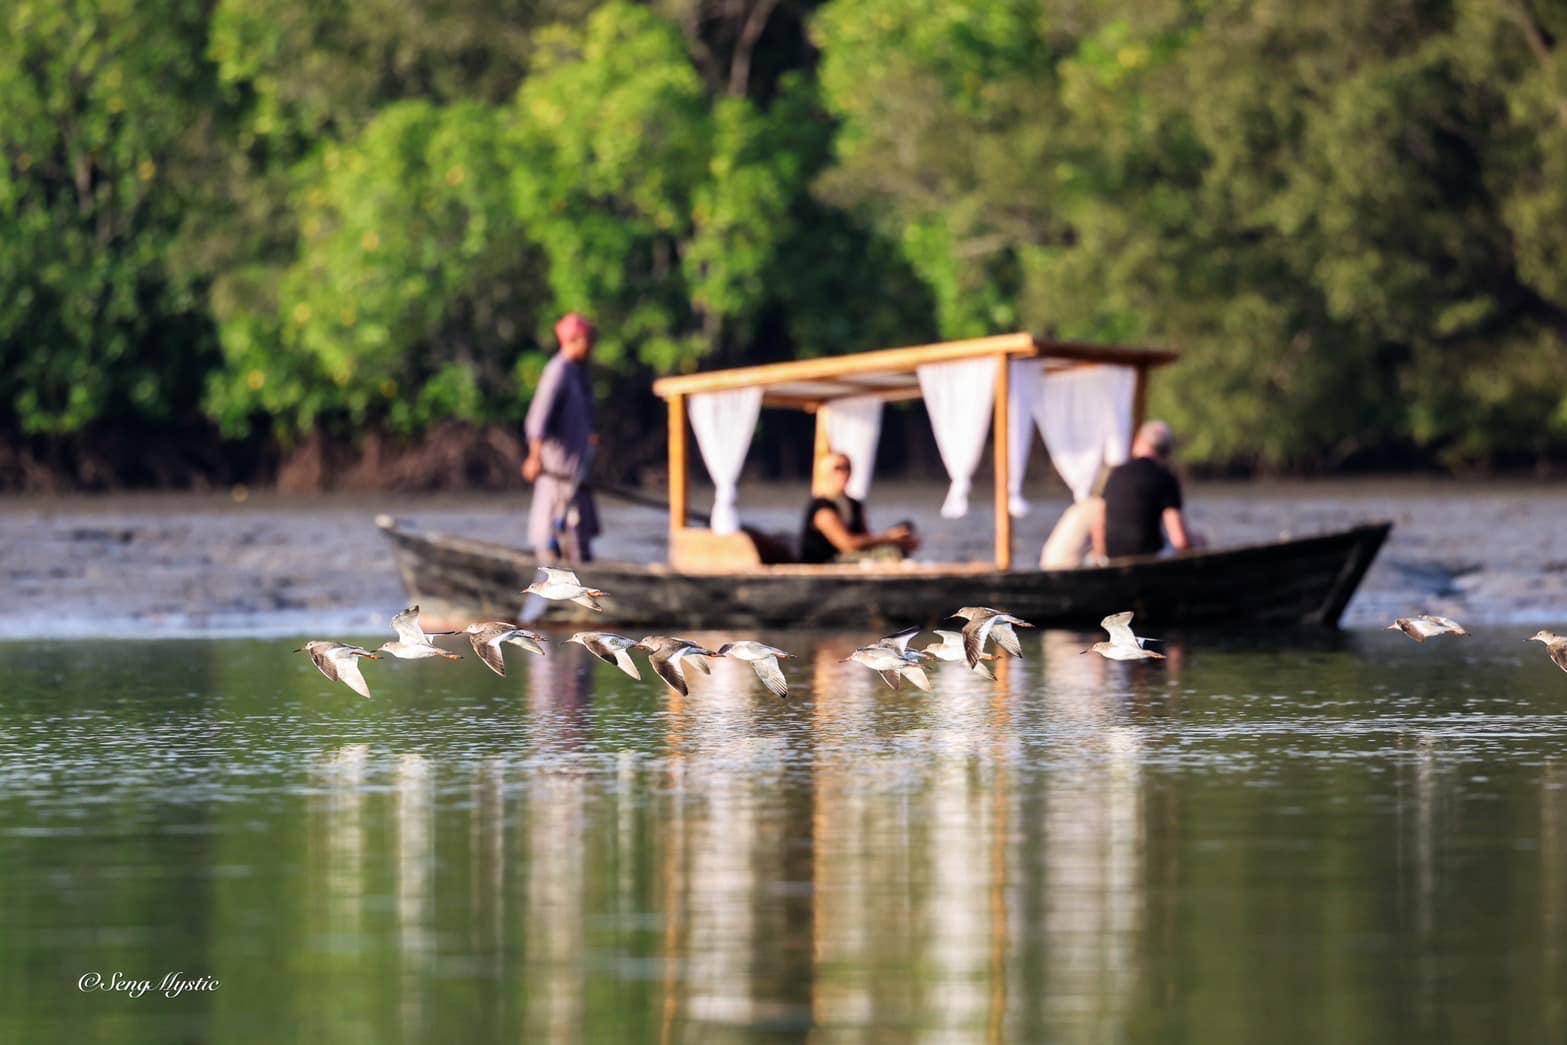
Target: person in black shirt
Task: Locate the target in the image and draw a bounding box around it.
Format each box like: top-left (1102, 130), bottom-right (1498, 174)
top-left (799, 453), bottom-right (920, 564)
top-left (1093, 420), bottom-right (1198, 560)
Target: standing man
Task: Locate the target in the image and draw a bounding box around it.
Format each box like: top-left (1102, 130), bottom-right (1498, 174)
top-left (523, 312), bottom-right (600, 562)
top-left (1091, 420), bottom-right (1200, 561)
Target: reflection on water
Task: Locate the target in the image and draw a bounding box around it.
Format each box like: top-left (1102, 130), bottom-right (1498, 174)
top-left (4, 630), bottom-right (1567, 1042)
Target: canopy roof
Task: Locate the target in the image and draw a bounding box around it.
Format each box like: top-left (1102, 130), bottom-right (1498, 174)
top-left (652, 333), bottom-right (1179, 410)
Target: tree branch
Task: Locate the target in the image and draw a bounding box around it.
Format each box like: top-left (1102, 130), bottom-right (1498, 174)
top-left (1501, 0), bottom-right (1567, 130)
top-left (728, 0), bottom-right (781, 98)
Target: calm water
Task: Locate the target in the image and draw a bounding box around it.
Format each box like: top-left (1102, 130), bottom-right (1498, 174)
top-left (4, 629), bottom-right (1567, 1043)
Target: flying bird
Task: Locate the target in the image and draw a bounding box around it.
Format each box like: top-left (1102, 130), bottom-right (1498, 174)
top-left (921, 630), bottom-right (997, 680)
top-left (294, 641), bottom-right (382, 700)
top-left (633, 635), bottom-right (723, 696)
top-left (1528, 630), bottom-right (1567, 673)
top-left (565, 631), bottom-right (642, 680)
top-left (522, 567), bottom-right (605, 611)
top-left (376, 605), bottom-right (462, 660)
top-left (1084, 610), bottom-right (1166, 662)
top-left (718, 640), bottom-right (793, 700)
top-left (1386, 615), bottom-right (1469, 642)
top-left (870, 624), bottom-right (925, 656)
top-left (949, 606), bottom-right (1035, 669)
top-left (845, 633), bottom-right (932, 692)
top-left (463, 621), bottom-right (547, 676)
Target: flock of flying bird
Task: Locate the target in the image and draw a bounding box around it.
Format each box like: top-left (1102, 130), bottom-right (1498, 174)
top-left (292, 568), bottom-right (1567, 702)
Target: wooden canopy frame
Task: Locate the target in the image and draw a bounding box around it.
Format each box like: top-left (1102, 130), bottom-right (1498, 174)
top-left (652, 333), bottom-right (1179, 570)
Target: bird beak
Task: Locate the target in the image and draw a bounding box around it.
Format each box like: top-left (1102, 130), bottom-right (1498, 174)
top-left (291, 647), bottom-right (304, 653)
top-left (1078, 649), bottom-right (1089, 655)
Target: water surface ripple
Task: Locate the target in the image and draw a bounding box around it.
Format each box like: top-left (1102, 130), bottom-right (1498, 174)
top-left (3, 628), bottom-right (1566, 1042)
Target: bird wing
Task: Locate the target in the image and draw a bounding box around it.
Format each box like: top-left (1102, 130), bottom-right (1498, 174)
top-left (991, 621), bottom-right (1025, 658)
top-left (1550, 643), bottom-right (1567, 674)
top-left (329, 650), bottom-right (374, 699)
top-left (649, 652), bottom-right (689, 696)
top-left (467, 622), bottom-right (503, 644)
top-left (971, 658), bottom-right (996, 681)
top-left (539, 566), bottom-right (580, 586)
top-left (899, 664), bottom-right (932, 691)
top-left (877, 625), bottom-right (922, 652)
top-left (611, 649), bottom-right (641, 680)
top-left (1101, 611), bottom-right (1137, 647)
top-left (679, 648), bottom-right (716, 674)
top-left (876, 669), bottom-right (901, 691)
top-left (750, 656), bottom-right (788, 700)
top-left (581, 636), bottom-right (617, 665)
top-left (583, 637), bottom-right (639, 679)
top-left (502, 631), bottom-right (547, 657)
top-left (960, 615), bottom-right (997, 669)
top-left (471, 636), bottom-right (508, 677)
top-left (391, 606), bottom-right (427, 644)
top-left (308, 646), bottom-right (341, 683)
top-left (1422, 615), bottom-right (1467, 635)
top-left (571, 592), bottom-right (603, 612)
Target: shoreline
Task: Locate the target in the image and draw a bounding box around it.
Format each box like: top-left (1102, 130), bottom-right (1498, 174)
top-left (3, 478), bottom-right (1563, 638)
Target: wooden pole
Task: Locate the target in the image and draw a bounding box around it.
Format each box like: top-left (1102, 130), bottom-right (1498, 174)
top-left (993, 355), bottom-right (1012, 570)
top-left (813, 407), bottom-right (832, 472)
top-left (668, 393), bottom-right (688, 541)
top-left (1132, 364), bottom-right (1149, 433)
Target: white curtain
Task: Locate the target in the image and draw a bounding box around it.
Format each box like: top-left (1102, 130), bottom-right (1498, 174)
top-left (821, 395), bottom-right (883, 500)
top-left (1007, 360), bottom-right (1045, 516)
top-left (688, 387), bottom-right (763, 535)
top-left (1037, 365), bottom-right (1137, 501)
top-left (916, 358), bottom-right (997, 518)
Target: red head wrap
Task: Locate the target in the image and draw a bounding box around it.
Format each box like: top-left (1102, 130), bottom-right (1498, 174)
top-left (554, 312), bottom-right (595, 343)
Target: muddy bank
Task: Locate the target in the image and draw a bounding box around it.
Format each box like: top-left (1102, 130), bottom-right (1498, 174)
top-left (1, 479), bottom-right (1563, 638)
top-left (0, 422), bottom-right (548, 495)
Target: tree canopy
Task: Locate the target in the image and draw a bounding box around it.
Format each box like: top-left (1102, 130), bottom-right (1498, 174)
top-left (2, 0), bottom-right (1566, 480)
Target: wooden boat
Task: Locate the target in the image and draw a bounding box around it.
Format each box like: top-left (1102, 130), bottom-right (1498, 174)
top-left (380, 332), bottom-right (1392, 630)
top-left (379, 516), bottom-right (1390, 630)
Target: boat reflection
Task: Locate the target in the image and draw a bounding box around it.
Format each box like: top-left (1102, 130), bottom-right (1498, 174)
top-left (1032, 631), bottom-right (1145, 1041)
top-left (294, 633), bottom-right (1160, 1038)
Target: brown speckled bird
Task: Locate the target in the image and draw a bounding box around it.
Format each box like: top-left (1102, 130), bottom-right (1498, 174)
top-left (1528, 630), bottom-right (1567, 673)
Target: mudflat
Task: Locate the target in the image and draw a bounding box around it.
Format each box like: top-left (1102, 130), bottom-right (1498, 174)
top-left (1, 479), bottom-right (1562, 637)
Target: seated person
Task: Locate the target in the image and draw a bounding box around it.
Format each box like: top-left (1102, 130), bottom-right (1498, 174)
top-left (1040, 496), bottom-right (1103, 569)
top-left (1092, 420), bottom-right (1201, 561)
top-left (799, 453), bottom-right (920, 564)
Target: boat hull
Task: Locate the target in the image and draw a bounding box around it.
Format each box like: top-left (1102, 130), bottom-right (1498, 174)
top-left (378, 518), bottom-right (1391, 631)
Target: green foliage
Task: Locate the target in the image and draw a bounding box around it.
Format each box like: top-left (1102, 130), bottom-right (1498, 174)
top-left (205, 101), bottom-right (540, 438)
top-left (193, 0), bottom-right (594, 440)
top-left (6, 0), bottom-right (1567, 473)
top-left (816, 0), bottom-right (1567, 468)
top-left (508, 3), bottom-right (714, 374)
top-left (0, 0), bottom-right (217, 435)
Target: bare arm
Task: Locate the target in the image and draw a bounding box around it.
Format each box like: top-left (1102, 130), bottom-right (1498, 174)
top-left (1163, 507), bottom-right (1192, 551)
top-left (522, 361), bottom-right (563, 482)
top-left (813, 507), bottom-right (884, 554)
top-left (811, 508), bottom-right (918, 555)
